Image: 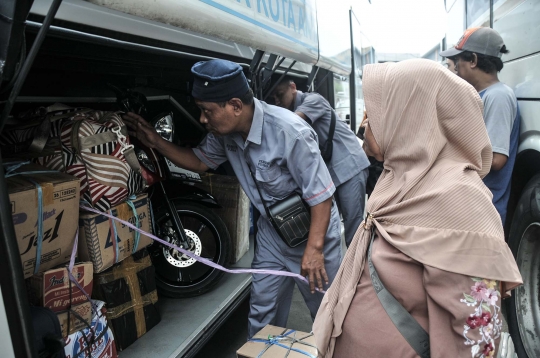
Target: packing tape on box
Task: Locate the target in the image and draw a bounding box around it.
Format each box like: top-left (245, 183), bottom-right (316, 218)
top-left (249, 330), bottom-right (317, 358)
top-left (94, 254), bottom-right (157, 338)
top-left (80, 204), bottom-right (326, 293)
top-left (4, 161), bottom-right (59, 274)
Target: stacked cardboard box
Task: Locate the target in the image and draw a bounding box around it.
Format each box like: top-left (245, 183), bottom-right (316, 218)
top-left (7, 163), bottom-right (80, 278)
top-left (92, 249), bottom-right (160, 351)
top-left (27, 262), bottom-right (94, 337)
top-left (194, 173), bottom-right (250, 263)
top-left (78, 193), bottom-right (153, 273)
top-left (237, 325), bottom-right (318, 358)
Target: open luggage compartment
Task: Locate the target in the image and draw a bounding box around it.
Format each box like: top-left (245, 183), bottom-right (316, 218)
top-left (3, 16), bottom-right (257, 357)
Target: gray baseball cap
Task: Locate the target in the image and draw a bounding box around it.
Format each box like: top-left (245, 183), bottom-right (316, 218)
top-left (440, 27), bottom-right (505, 58)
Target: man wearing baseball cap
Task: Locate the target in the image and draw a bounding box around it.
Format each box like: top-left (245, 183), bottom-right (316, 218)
top-left (123, 59), bottom-right (342, 338)
top-left (441, 27), bottom-right (520, 225)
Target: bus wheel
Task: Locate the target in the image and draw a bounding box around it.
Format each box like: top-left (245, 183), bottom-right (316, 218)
top-left (506, 174), bottom-right (540, 358)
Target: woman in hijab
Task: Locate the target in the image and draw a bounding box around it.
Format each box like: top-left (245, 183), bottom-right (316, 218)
top-left (313, 59), bottom-right (522, 358)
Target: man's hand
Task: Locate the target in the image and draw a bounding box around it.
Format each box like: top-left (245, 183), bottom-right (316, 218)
top-left (301, 243), bottom-right (329, 293)
top-left (122, 112), bottom-right (164, 149)
top-left (301, 197), bottom-right (332, 293)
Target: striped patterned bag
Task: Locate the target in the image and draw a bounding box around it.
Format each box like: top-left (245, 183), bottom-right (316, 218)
top-left (57, 110), bottom-right (147, 212)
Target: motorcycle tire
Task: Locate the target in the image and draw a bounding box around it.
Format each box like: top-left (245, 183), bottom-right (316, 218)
top-left (149, 201), bottom-right (231, 298)
top-left (505, 174), bottom-right (540, 358)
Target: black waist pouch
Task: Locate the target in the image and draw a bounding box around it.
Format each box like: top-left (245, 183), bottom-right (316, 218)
top-left (267, 193), bottom-right (311, 247)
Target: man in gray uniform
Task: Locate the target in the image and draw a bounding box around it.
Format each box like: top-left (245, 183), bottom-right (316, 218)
top-left (273, 79), bottom-right (370, 246)
top-left (123, 59), bottom-right (342, 338)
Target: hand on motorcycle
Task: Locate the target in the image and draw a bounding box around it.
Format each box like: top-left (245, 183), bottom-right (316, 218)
top-left (122, 112), bottom-right (164, 149)
top-left (301, 243), bottom-right (329, 294)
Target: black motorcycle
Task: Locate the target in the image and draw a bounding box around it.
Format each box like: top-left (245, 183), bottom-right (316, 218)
top-left (111, 85), bottom-right (231, 298)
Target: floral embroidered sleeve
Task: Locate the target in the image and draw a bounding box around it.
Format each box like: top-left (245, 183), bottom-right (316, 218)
top-left (461, 277), bottom-right (502, 358)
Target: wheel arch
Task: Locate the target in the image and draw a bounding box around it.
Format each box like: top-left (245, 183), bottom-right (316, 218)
top-left (505, 149), bottom-right (540, 236)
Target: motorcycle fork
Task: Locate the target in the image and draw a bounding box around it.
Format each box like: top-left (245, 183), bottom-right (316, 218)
top-left (158, 181), bottom-right (190, 249)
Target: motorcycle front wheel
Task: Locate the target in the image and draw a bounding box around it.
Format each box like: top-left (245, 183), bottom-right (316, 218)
top-left (149, 202), bottom-right (231, 298)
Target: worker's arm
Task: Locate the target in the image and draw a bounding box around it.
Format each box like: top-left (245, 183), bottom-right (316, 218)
top-left (492, 153), bottom-right (508, 171)
top-left (123, 112), bottom-right (209, 173)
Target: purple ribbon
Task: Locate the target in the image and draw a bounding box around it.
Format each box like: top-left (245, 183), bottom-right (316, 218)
top-left (79, 204), bottom-right (325, 293)
top-left (68, 228), bottom-right (100, 318)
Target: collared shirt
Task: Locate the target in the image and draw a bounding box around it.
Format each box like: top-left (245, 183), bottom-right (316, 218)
top-left (193, 99), bottom-right (336, 219)
top-left (294, 91), bottom-right (370, 186)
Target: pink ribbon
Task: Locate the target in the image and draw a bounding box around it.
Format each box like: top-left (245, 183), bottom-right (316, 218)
top-left (79, 204), bottom-right (326, 293)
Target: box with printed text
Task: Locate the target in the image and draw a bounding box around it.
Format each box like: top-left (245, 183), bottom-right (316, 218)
top-left (27, 262), bottom-right (93, 313)
top-left (7, 163), bottom-right (80, 278)
top-left (78, 194), bottom-right (153, 273)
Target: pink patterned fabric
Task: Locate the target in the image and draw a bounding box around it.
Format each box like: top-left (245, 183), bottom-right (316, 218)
top-left (313, 59), bottom-right (522, 357)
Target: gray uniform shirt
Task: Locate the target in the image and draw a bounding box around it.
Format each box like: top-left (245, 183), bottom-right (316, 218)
top-left (294, 91), bottom-right (370, 186)
top-left (193, 99), bottom-right (336, 219)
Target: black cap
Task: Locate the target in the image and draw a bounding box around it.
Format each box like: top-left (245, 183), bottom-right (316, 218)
top-left (191, 59), bottom-right (249, 102)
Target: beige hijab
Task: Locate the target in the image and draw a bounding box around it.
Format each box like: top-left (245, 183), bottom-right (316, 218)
top-left (313, 59), bottom-right (522, 357)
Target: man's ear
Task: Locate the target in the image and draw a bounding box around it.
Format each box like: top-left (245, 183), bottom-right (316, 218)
top-left (229, 98), bottom-right (243, 114)
top-left (290, 82), bottom-right (297, 91)
top-left (471, 53), bottom-right (478, 69)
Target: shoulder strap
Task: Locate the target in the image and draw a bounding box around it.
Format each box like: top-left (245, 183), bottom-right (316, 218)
top-left (328, 109), bottom-right (336, 144)
top-left (368, 229), bottom-right (431, 358)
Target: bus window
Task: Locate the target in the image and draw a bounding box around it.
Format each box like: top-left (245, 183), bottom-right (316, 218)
top-left (467, 0), bottom-right (523, 28)
top-left (493, 0), bottom-right (525, 24)
top-left (466, 0), bottom-right (490, 27)
top-left (334, 75), bottom-right (351, 125)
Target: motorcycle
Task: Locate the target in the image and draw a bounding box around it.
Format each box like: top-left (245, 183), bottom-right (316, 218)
top-left (110, 85), bottom-right (232, 298)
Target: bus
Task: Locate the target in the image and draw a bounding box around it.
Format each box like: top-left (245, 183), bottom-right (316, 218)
top-left (0, 1), bottom-right (376, 357)
top-left (445, 1), bottom-right (540, 357)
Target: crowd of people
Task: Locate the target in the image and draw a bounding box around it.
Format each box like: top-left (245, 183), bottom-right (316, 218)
top-left (124, 26), bottom-right (522, 358)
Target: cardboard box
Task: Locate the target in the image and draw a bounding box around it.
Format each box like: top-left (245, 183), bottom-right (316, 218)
top-left (63, 300), bottom-right (118, 358)
top-left (78, 193), bottom-right (153, 273)
top-left (194, 173), bottom-right (250, 263)
top-left (92, 250), bottom-right (160, 351)
top-left (27, 262), bottom-right (93, 313)
top-left (57, 301), bottom-right (93, 337)
top-left (237, 325), bottom-right (318, 358)
top-left (7, 163), bottom-right (80, 279)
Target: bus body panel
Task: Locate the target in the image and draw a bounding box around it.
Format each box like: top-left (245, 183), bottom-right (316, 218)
top-left (499, 53), bottom-right (540, 99)
top-left (30, 0), bottom-right (314, 74)
top-left (82, 0), bottom-right (352, 75)
top-left (515, 101), bottom-right (540, 154)
top-left (84, 0), bottom-right (320, 65)
top-left (493, 0), bottom-right (540, 62)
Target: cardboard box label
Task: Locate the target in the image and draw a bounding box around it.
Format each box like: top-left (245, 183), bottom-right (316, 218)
top-left (27, 262), bottom-right (94, 313)
top-left (7, 164), bottom-right (80, 278)
top-left (19, 209), bottom-right (64, 256)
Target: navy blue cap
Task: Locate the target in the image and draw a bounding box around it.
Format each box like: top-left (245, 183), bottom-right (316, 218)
top-left (191, 59), bottom-right (249, 102)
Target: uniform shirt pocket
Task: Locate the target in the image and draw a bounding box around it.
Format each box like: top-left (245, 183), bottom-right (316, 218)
top-left (255, 165), bottom-right (292, 200)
